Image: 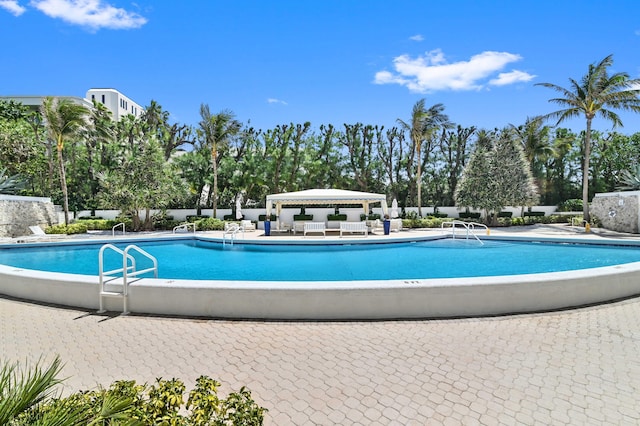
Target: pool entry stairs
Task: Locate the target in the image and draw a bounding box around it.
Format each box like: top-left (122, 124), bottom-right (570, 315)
top-left (98, 244), bottom-right (158, 314)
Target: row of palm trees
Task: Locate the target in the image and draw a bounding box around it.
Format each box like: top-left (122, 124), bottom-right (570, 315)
top-left (25, 54), bottom-right (640, 225)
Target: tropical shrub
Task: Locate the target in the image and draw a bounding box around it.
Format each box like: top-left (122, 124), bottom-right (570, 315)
top-left (45, 223), bottom-right (88, 234)
top-left (557, 198), bottom-right (583, 212)
top-left (2, 357), bottom-right (267, 425)
top-left (195, 217), bottom-right (226, 231)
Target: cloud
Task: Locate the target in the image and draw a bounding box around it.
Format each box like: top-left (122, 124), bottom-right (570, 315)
top-left (267, 98), bottom-right (288, 105)
top-left (409, 34), bottom-right (423, 41)
top-left (374, 49), bottom-right (535, 93)
top-left (29, 0), bottom-right (147, 30)
top-left (0, 0), bottom-right (26, 15)
top-left (489, 70), bottom-right (536, 86)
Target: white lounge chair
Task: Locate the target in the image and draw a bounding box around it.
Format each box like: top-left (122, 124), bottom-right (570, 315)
top-left (16, 226), bottom-right (65, 243)
top-left (241, 220), bottom-right (256, 231)
top-left (339, 221), bottom-right (368, 238)
top-left (304, 222), bottom-right (325, 237)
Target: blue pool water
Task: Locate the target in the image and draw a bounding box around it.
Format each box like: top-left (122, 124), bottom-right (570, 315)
top-left (1, 238), bottom-right (640, 281)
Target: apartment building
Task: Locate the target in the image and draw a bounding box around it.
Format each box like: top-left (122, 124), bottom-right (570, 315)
top-left (0, 88), bottom-right (144, 121)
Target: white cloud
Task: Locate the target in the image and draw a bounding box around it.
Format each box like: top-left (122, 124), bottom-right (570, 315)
top-left (374, 49), bottom-right (535, 93)
top-left (29, 0), bottom-right (147, 30)
top-left (409, 34), bottom-right (423, 41)
top-left (0, 0), bottom-right (26, 15)
top-left (267, 98), bottom-right (288, 105)
top-left (489, 70), bottom-right (536, 86)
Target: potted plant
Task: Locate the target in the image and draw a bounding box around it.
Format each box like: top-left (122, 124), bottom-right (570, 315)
top-left (264, 217), bottom-right (271, 236)
top-left (383, 214), bottom-right (391, 235)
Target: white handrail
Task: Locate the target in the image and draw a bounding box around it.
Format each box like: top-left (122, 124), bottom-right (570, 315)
top-left (112, 222), bottom-right (125, 236)
top-left (441, 220), bottom-right (487, 245)
top-left (223, 223), bottom-right (243, 245)
top-left (173, 222), bottom-right (196, 234)
top-left (98, 243), bottom-right (157, 314)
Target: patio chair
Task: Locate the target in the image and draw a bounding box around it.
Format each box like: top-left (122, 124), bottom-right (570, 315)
top-left (241, 220), bottom-right (256, 231)
top-left (16, 226), bottom-right (66, 243)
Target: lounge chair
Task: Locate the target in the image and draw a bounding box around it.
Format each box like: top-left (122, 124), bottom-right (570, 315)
top-left (304, 222), bottom-right (325, 237)
top-left (241, 220), bottom-right (256, 231)
top-left (16, 226), bottom-right (65, 243)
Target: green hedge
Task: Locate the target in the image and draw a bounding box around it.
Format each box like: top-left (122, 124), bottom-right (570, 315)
top-left (524, 211), bottom-right (545, 217)
top-left (458, 212), bottom-right (481, 219)
top-left (293, 214), bottom-right (313, 221)
top-left (327, 214), bottom-right (347, 221)
top-left (497, 211), bottom-right (513, 218)
top-left (194, 217), bottom-right (226, 231)
top-left (360, 213), bottom-right (381, 221)
top-left (259, 214), bottom-right (277, 221)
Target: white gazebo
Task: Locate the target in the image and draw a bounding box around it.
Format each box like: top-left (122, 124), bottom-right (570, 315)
top-left (266, 189), bottom-right (388, 221)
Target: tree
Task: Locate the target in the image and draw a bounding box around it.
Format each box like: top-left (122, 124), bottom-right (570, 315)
top-left (98, 140), bottom-right (187, 231)
top-left (455, 129), bottom-right (538, 224)
top-left (198, 104), bottom-right (241, 217)
top-left (397, 99), bottom-right (450, 216)
top-left (536, 54), bottom-right (640, 222)
top-left (40, 97), bottom-right (88, 225)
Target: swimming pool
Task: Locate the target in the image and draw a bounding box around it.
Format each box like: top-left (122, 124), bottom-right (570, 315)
top-left (2, 238), bottom-right (640, 281)
top-left (1, 234), bottom-right (640, 320)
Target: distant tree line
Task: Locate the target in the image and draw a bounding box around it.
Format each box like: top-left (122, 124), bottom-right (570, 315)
top-left (0, 55), bottom-right (639, 227)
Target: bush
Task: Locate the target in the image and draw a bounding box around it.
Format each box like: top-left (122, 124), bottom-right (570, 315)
top-left (258, 214), bottom-right (276, 221)
top-left (458, 212), bottom-right (481, 219)
top-left (2, 357), bottom-right (267, 425)
top-left (45, 223), bottom-right (88, 234)
top-left (77, 216), bottom-right (103, 220)
top-left (195, 217), bottom-right (226, 231)
top-left (497, 211), bottom-right (513, 218)
top-left (327, 214), bottom-right (347, 221)
top-left (523, 211), bottom-right (545, 217)
top-left (186, 215), bottom-right (210, 221)
top-left (293, 214), bottom-right (313, 221)
top-left (429, 213), bottom-right (448, 218)
top-left (360, 213), bottom-right (381, 221)
top-left (558, 198), bottom-right (583, 212)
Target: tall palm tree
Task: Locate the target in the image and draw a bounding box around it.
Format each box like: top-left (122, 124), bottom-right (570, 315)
top-left (536, 54), bottom-right (640, 222)
top-left (397, 99), bottom-right (450, 216)
top-left (198, 104), bottom-right (241, 217)
top-left (41, 97), bottom-right (88, 225)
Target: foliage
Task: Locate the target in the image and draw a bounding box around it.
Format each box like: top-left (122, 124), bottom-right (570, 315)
top-left (557, 198), bottom-right (583, 212)
top-left (45, 223), bottom-right (88, 234)
top-left (2, 356), bottom-right (267, 425)
top-left (327, 214), bottom-right (347, 221)
top-left (194, 217), bottom-right (226, 231)
top-left (537, 54), bottom-right (640, 221)
top-left (293, 214), bottom-right (313, 221)
top-left (98, 140), bottom-right (187, 231)
top-left (455, 128), bottom-right (538, 224)
top-left (616, 164), bottom-right (640, 191)
top-left (0, 167), bottom-right (27, 194)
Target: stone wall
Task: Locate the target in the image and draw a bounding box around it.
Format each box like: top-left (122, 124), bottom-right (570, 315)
top-left (591, 191), bottom-right (640, 234)
top-left (0, 195), bottom-right (59, 238)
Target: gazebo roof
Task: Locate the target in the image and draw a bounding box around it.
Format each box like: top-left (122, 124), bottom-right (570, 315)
top-left (266, 189), bottom-right (388, 215)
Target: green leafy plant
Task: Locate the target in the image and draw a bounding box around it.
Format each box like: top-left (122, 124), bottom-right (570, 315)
top-left (0, 167), bottom-right (27, 194)
top-left (617, 164), bottom-right (640, 191)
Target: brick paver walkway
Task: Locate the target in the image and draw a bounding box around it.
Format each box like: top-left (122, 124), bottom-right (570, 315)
top-left (2, 294), bottom-right (640, 425)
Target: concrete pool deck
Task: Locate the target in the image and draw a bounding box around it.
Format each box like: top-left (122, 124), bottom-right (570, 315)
top-left (1, 224), bottom-right (640, 424)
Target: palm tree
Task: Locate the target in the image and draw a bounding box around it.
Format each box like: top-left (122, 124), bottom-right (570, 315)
top-left (198, 104), bottom-right (241, 217)
top-left (41, 97), bottom-right (89, 225)
top-left (397, 99), bottom-right (450, 216)
top-left (536, 54), bottom-right (640, 222)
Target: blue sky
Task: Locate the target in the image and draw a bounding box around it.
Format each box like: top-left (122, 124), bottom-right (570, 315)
top-left (2, 0), bottom-right (640, 135)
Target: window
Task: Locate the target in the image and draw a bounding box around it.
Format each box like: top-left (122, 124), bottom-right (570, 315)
top-left (101, 95), bottom-right (105, 103)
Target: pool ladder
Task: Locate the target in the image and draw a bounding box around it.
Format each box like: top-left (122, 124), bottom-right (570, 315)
top-left (98, 244), bottom-right (158, 314)
top-left (223, 223), bottom-right (243, 246)
top-left (441, 220), bottom-right (487, 245)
